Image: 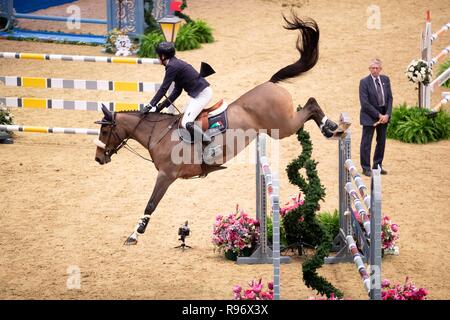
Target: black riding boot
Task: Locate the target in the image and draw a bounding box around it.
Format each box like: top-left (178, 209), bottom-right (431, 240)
top-left (185, 122), bottom-right (211, 143)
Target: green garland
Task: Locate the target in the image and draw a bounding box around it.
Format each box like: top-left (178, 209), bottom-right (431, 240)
top-left (174, 0), bottom-right (193, 23)
top-left (283, 108), bottom-right (343, 298)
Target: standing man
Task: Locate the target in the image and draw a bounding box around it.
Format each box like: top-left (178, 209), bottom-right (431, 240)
top-left (359, 58), bottom-right (393, 176)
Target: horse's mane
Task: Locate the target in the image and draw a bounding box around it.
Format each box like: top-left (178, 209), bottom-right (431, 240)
top-left (117, 110), bottom-right (180, 121)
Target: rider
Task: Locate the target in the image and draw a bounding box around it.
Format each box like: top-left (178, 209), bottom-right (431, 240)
top-left (142, 41), bottom-right (212, 143)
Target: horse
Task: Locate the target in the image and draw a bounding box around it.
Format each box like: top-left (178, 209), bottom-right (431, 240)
top-left (94, 13), bottom-right (350, 245)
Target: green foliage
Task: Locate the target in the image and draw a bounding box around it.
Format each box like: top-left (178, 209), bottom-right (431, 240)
top-left (191, 20), bottom-right (214, 43)
top-left (175, 23), bottom-right (201, 51)
top-left (175, 0), bottom-right (193, 23)
top-left (143, 0), bottom-right (160, 33)
top-left (387, 103), bottom-right (450, 144)
top-left (317, 210), bottom-right (340, 240)
top-left (138, 19), bottom-right (214, 57)
top-left (0, 106), bottom-right (13, 125)
top-left (137, 31), bottom-right (165, 58)
top-left (266, 215), bottom-right (288, 247)
top-left (283, 111), bottom-right (343, 298)
top-left (437, 60), bottom-right (450, 89)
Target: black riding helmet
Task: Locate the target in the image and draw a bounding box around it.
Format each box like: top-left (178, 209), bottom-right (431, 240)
top-left (155, 41), bottom-right (176, 60)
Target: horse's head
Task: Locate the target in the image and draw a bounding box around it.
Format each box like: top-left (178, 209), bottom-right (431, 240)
top-left (94, 104), bottom-right (127, 165)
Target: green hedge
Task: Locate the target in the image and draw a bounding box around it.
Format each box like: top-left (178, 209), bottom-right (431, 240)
top-left (387, 104), bottom-right (450, 144)
top-left (138, 20), bottom-right (214, 58)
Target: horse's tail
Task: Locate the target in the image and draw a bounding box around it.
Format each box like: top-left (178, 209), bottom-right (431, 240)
top-left (269, 13), bottom-right (319, 83)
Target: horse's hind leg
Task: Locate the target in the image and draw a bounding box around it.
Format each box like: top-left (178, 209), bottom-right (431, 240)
top-left (124, 170), bottom-right (176, 245)
top-left (293, 97), bottom-right (350, 139)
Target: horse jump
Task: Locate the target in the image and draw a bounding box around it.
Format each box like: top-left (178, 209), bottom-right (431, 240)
top-left (93, 14), bottom-right (350, 248)
top-left (419, 11), bottom-right (450, 112)
top-left (234, 134), bottom-right (291, 299)
top-left (0, 51), bottom-right (163, 135)
top-left (324, 113), bottom-right (382, 300)
top-left (0, 97), bottom-right (146, 113)
top-left (0, 124), bottom-right (99, 135)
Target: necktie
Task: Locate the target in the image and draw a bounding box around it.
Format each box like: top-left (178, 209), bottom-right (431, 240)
top-left (375, 78), bottom-right (384, 106)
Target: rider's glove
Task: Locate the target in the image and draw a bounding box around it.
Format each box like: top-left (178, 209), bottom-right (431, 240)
top-left (142, 103), bottom-right (157, 114)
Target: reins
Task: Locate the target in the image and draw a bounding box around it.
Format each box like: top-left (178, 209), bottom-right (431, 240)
top-left (104, 112), bottom-right (180, 163)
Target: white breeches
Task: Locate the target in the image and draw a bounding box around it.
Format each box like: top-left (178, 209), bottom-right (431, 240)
top-left (181, 86), bottom-right (213, 128)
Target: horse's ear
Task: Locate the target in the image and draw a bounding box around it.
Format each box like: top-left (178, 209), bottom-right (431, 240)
top-left (101, 104), bottom-right (113, 122)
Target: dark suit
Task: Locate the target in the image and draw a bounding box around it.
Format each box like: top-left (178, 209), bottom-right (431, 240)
top-left (359, 74), bottom-right (393, 171)
top-left (150, 56), bottom-right (210, 108)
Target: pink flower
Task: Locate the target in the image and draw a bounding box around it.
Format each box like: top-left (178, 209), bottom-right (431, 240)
top-left (391, 224), bottom-right (399, 232)
top-left (381, 277), bottom-right (428, 300)
top-left (232, 285), bottom-right (242, 294)
top-left (251, 282), bottom-right (263, 294)
top-left (232, 279), bottom-right (274, 300)
top-left (381, 279), bottom-right (390, 288)
top-left (268, 281), bottom-right (274, 290)
top-left (244, 290), bottom-right (256, 300)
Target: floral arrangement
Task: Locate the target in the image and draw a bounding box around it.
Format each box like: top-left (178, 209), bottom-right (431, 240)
top-left (382, 277), bottom-right (428, 300)
top-left (406, 59), bottom-right (432, 86)
top-left (280, 193), bottom-right (304, 218)
top-left (212, 205), bottom-right (260, 257)
top-left (104, 28), bottom-right (139, 55)
top-left (0, 104), bottom-right (13, 125)
top-left (232, 279), bottom-right (273, 300)
top-left (354, 212), bottom-right (399, 255)
top-left (381, 215), bottom-right (399, 255)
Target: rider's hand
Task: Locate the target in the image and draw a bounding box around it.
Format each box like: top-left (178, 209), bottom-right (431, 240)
top-left (142, 103), bottom-right (157, 114)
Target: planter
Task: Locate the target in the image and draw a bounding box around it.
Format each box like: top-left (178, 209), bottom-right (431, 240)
top-left (224, 247), bottom-right (253, 261)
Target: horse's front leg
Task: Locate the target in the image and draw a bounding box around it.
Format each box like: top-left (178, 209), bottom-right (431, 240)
top-left (296, 98), bottom-right (351, 139)
top-left (124, 170), bottom-right (176, 245)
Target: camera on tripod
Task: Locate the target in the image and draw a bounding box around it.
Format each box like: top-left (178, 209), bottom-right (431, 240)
top-left (175, 221), bottom-right (192, 250)
top-left (178, 221), bottom-right (190, 241)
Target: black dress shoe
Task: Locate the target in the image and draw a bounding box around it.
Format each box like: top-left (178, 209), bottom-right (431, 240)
top-left (380, 169), bottom-right (388, 175)
top-left (363, 170), bottom-right (372, 177)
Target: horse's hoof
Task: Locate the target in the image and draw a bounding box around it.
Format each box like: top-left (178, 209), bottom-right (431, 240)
top-left (124, 237), bottom-right (138, 245)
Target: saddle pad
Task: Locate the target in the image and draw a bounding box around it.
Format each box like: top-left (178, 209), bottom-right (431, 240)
top-left (207, 109), bottom-right (228, 137)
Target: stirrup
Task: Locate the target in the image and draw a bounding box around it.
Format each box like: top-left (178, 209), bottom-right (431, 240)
top-left (186, 122), bottom-right (211, 143)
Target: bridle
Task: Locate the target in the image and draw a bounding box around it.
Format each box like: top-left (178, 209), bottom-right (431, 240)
top-left (94, 111), bottom-right (181, 163)
top-left (94, 112), bottom-right (130, 159)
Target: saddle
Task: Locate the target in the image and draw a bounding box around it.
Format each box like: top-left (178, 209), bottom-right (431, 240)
top-left (197, 99), bottom-right (229, 132)
top-left (178, 99), bottom-right (229, 144)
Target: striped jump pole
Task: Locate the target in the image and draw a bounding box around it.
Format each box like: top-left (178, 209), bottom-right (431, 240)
top-left (0, 76), bottom-right (160, 93)
top-left (0, 52), bottom-right (160, 65)
top-left (0, 97), bottom-right (145, 112)
top-left (419, 11), bottom-right (450, 109)
top-left (0, 124), bottom-right (99, 135)
top-left (236, 134), bottom-right (291, 300)
top-left (430, 46), bottom-right (450, 66)
top-left (431, 92), bottom-right (450, 113)
top-left (325, 113), bottom-right (382, 300)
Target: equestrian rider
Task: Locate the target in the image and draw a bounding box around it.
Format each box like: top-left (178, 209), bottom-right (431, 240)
top-left (142, 42), bottom-right (212, 143)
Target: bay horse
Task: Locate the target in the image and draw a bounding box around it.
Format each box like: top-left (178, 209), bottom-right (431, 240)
top-left (94, 14), bottom-right (350, 245)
